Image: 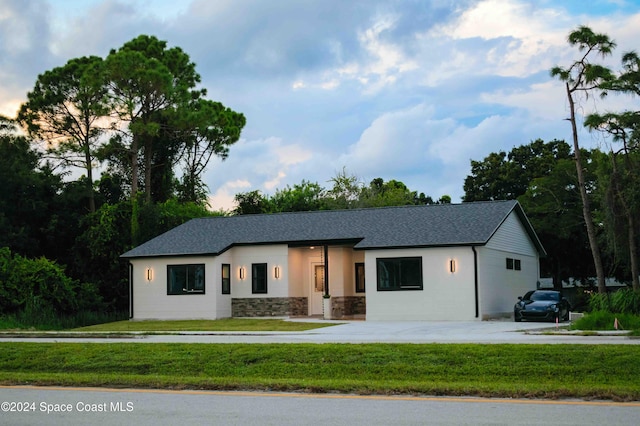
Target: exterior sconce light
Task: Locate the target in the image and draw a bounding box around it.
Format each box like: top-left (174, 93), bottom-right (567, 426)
top-left (145, 268), bottom-right (153, 282)
top-left (275, 266), bottom-right (281, 279)
top-left (239, 266), bottom-right (246, 280)
top-left (449, 259), bottom-right (456, 273)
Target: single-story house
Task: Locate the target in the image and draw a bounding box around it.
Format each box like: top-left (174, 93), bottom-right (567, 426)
top-left (121, 200), bottom-right (545, 321)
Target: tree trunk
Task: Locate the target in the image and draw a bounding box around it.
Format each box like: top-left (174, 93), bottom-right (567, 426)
top-left (627, 213), bottom-right (639, 290)
top-left (566, 82), bottom-right (606, 293)
top-left (84, 136), bottom-right (95, 213)
top-left (144, 136), bottom-right (152, 204)
top-left (130, 135), bottom-right (140, 246)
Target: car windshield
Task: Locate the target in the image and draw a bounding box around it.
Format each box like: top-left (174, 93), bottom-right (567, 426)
top-left (529, 291), bottom-right (560, 302)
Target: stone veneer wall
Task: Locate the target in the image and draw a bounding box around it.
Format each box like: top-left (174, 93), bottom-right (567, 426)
top-left (232, 297), bottom-right (308, 317)
top-left (331, 296), bottom-right (366, 319)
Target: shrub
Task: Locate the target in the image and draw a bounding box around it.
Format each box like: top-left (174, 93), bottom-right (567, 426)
top-left (571, 310), bottom-right (640, 331)
top-left (589, 288), bottom-right (640, 315)
top-left (0, 247), bottom-right (103, 316)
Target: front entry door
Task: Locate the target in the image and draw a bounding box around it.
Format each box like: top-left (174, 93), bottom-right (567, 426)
top-left (310, 264), bottom-right (325, 315)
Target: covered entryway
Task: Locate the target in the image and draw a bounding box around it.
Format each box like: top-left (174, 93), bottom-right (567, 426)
top-left (287, 243), bottom-right (366, 319)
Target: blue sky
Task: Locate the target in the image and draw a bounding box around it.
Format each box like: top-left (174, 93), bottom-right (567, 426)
top-left (2, 0), bottom-right (640, 209)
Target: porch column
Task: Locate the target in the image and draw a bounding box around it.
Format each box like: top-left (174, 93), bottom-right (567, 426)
top-left (324, 245), bottom-right (329, 297)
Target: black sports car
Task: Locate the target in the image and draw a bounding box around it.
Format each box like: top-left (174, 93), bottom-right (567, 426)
top-left (514, 290), bottom-right (570, 322)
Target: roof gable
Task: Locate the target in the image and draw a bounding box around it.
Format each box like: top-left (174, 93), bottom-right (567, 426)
top-left (121, 200), bottom-right (545, 258)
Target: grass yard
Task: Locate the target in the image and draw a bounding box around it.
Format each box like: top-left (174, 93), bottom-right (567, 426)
top-left (73, 318), bottom-right (337, 332)
top-left (0, 342), bottom-right (638, 401)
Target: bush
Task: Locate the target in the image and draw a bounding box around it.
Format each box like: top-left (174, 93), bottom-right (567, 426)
top-left (589, 288), bottom-right (640, 314)
top-left (571, 310), bottom-right (640, 331)
top-left (0, 247), bottom-right (103, 316)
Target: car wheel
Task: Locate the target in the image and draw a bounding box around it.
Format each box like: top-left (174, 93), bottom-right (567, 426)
top-left (514, 312), bottom-right (521, 322)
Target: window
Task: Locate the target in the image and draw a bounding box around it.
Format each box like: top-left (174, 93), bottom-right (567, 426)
top-left (506, 258), bottom-right (514, 270)
top-left (506, 258), bottom-right (522, 271)
top-left (376, 257), bottom-right (423, 291)
top-left (355, 262), bottom-right (365, 293)
top-left (167, 264), bottom-right (205, 295)
top-left (221, 264), bottom-right (230, 295)
top-left (252, 263), bottom-right (267, 294)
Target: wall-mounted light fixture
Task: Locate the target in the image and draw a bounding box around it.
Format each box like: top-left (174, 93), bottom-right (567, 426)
top-left (449, 259), bottom-right (456, 273)
top-left (274, 266), bottom-right (281, 279)
top-left (239, 266), bottom-right (246, 280)
top-left (145, 267), bottom-right (153, 282)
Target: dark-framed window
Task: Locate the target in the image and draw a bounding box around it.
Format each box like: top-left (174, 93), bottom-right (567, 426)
top-left (376, 257), bottom-right (423, 291)
top-left (252, 263), bottom-right (267, 294)
top-left (221, 263), bottom-right (231, 295)
top-left (355, 262), bottom-right (365, 293)
top-left (506, 258), bottom-right (522, 271)
top-left (167, 264), bottom-right (205, 295)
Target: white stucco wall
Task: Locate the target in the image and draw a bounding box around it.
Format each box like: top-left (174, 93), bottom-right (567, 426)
top-left (477, 211), bottom-right (541, 318)
top-left (130, 256), bottom-right (222, 320)
top-left (364, 247), bottom-right (476, 321)
top-left (228, 245), bottom-right (289, 298)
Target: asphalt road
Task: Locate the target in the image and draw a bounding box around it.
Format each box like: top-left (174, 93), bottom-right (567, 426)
top-left (1, 386), bottom-right (639, 426)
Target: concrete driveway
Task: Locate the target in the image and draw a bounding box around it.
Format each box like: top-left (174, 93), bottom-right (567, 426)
top-left (0, 319), bottom-right (636, 344)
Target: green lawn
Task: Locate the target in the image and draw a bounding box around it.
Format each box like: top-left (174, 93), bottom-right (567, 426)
top-left (73, 318), bottom-right (337, 332)
top-left (0, 342), bottom-right (638, 401)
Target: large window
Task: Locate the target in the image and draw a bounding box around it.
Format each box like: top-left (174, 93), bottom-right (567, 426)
top-left (221, 264), bottom-right (231, 295)
top-left (376, 257), bottom-right (423, 291)
top-left (167, 264), bottom-right (205, 295)
top-left (355, 262), bottom-right (365, 293)
top-left (252, 263), bottom-right (268, 294)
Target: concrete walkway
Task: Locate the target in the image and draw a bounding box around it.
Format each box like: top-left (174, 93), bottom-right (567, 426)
top-left (0, 319), bottom-right (636, 344)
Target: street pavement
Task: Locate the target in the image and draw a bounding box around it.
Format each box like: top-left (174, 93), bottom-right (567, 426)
top-left (0, 319), bottom-right (637, 344)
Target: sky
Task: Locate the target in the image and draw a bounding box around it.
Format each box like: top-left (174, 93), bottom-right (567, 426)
top-left (2, 0), bottom-right (640, 210)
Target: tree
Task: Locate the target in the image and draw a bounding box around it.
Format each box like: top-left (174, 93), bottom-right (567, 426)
top-left (270, 180), bottom-right (325, 212)
top-left (463, 139), bottom-right (573, 202)
top-left (324, 168), bottom-right (364, 209)
top-left (551, 26), bottom-right (616, 294)
top-left (585, 113), bottom-right (640, 290)
top-left (519, 153), bottom-right (599, 288)
top-left (360, 178), bottom-right (417, 207)
top-left (0, 120), bottom-right (64, 258)
top-left (175, 99), bottom-right (246, 205)
top-left (585, 50), bottom-right (640, 290)
top-left (463, 151), bottom-right (512, 201)
top-left (17, 56), bottom-right (109, 212)
top-left (104, 35), bottom-right (202, 204)
top-left (233, 190), bottom-right (271, 215)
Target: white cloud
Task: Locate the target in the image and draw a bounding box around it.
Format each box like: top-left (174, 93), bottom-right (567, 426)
top-left (207, 179), bottom-right (251, 212)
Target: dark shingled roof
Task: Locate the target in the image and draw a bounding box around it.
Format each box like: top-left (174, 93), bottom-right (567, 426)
top-left (121, 200), bottom-right (545, 259)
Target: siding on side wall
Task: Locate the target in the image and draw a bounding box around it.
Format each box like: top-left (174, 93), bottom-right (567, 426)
top-left (478, 211), bottom-right (540, 319)
top-left (485, 211), bottom-right (537, 256)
